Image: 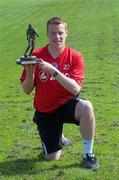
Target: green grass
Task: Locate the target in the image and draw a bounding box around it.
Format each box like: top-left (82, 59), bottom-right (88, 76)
top-left (0, 0), bottom-right (119, 179)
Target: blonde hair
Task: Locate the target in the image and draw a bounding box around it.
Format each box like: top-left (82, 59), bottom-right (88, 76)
top-left (47, 16), bottom-right (68, 33)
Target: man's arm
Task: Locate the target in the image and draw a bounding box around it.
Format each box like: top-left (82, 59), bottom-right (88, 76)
top-left (38, 59), bottom-right (81, 95)
top-left (53, 70), bottom-right (81, 95)
top-left (34, 29), bottom-right (39, 37)
top-left (21, 65), bottom-right (35, 94)
top-left (26, 29), bottom-right (29, 40)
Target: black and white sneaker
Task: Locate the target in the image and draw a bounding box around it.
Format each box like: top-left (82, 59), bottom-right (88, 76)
top-left (82, 153), bottom-right (100, 171)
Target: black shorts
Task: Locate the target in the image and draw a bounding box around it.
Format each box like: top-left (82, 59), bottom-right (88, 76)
top-left (33, 96), bottom-right (80, 155)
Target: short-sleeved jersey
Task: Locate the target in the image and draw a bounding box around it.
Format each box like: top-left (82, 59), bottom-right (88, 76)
top-left (20, 45), bottom-right (84, 112)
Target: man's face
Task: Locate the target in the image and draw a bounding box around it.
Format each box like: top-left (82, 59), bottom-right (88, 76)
top-left (47, 23), bottom-right (68, 50)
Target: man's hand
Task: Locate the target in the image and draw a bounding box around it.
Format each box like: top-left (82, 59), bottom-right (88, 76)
top-left (23, 64), bottom-right (36, 78)
top-left (38, 58), bottom-right (56, 75)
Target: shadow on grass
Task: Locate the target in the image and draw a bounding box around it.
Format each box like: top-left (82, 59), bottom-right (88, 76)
top-left (0, 158), bottom-right (41, 176)
top-left (0, 155), bottom-right (80, 176)
top-left (0, 152), bottom-right (45, 176)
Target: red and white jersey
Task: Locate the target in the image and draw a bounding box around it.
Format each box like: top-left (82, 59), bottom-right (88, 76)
top-left (20, 45), bottom-right (84, 112)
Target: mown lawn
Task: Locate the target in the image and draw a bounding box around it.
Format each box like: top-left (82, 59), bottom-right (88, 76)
top-left (0, 0), bottom-right (119, 179)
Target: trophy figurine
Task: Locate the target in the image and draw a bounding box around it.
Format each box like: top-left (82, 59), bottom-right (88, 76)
top-left (16, 24), bottom-right (39, 65)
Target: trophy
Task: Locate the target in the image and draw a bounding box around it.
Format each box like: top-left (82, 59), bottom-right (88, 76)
top-left (16, 24), bottom-right (39, 65)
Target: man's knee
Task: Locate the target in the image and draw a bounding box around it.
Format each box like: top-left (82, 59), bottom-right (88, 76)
top-left (83, 100), bottom-right (94, 114)
top-left (45, 150), bottom-right (61, 160)
top-left (75, 100), bottom-right (94, 120)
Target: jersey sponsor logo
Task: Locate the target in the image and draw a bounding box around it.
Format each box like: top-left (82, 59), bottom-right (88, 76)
top-left (39, 62), bottom-right (71, 82)
top-left (39, 72), bottom-right (48, 82)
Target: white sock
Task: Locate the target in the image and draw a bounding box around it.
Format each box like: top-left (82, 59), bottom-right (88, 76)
top-left (83, 139), bottom-right (94, 158)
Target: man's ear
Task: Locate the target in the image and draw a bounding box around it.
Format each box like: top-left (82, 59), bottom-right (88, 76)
top-left (66, 31), bottom-right (68, 37)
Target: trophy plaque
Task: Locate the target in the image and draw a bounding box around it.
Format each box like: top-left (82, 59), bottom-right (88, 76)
top-left (16, 55), bottom-right (37, 65)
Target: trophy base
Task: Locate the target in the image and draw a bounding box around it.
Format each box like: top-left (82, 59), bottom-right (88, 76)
top-left (16, 55), bottom-right (37, 65)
